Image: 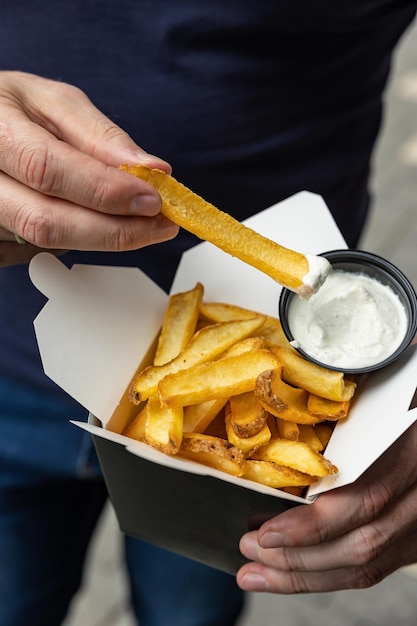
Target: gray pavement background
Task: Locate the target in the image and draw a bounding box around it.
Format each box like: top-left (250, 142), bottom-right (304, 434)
top-left (63, 17), bottom-right (417, 626)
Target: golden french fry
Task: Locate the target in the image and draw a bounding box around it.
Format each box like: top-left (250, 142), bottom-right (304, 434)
top-left (204, 409), bottom-right (228, 439)
top-left (153, 282), bottom-right (203, 366)
top-left (129, 316), bottom-right (264, 403)
top-left (228, 391), bottom-right (269, 438)
top-left (123, 404), bottom-right (147, 441)
top-left (255, 367), bottom-right (323, 425)
top-left (199, 301), bottom-right (265, 323)
top-left (221, 336), bottom-right (267, 357)
top-left (267, 414), bottom-right (279, 439)
top-left (314, 422), bottom-right (334, 449)
top-left (183, 397), bottom-right (228, 433)
top-left (275, 417), bottom-right (300, 441)
top-left (120, 165), bottom-right (330, 295)
top-left (225, 403), bottom-right (271, 453)
top-left (195, 317), bottom-right (213, 331)
top-left (242, 459), bottom-right (318, 489)
top-left (179, 433), bottom-right (246, 477)
top-left (158, 348), bottom-right (280, 408)
top-left (254, 316), bottom-right (295, 350)
top-left (271, 346), bottom-right (356, 402)
top-left (307, 394), bottom-right (351, 420)
top-left (252, 438), bottom-right (338, 477)
top-left (123, 284), bottom-right (357, 493)
top-left (281, 486), bottom-right (307, 497)
top-left (144, 393), bottom-right (184, 455)
top-left (199, 304), bottom-right (291, 351)
top-left (297, 424), bottom-right (324, 451)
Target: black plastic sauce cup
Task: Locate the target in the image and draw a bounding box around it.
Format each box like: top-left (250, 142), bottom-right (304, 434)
top-left (279, 249), bottom-right (417, 374)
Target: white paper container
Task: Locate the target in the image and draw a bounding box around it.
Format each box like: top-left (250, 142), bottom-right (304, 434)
top-left (29, 191), bottom-right (417, 573)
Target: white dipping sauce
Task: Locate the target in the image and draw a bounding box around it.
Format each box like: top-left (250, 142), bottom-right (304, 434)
top-left (288, 269), bottom-right (408, 369)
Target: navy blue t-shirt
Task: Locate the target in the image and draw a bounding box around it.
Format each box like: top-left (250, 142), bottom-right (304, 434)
top-left (0, 0), bottom-right (416, 404)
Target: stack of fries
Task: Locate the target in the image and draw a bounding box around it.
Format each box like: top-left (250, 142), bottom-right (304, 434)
top-left (124, 283), bottom-right (357, 495)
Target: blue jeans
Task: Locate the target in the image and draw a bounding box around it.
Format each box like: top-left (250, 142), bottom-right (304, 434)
top-left (0, 377), bottom-right (244, 626)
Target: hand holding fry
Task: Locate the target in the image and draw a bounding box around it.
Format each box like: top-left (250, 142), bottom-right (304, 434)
top-left (0, 71), bottom-right (178, 266)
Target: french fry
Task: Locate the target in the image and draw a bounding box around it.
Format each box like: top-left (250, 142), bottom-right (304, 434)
top-left (144, 393), bottom-right (183, 455)
top-left (242, 460), bottom-right (318, 489)
top-left (297, 424), bottom-right (324, 451)
top-left (225, 403), bottom-right (271, 453)
top-left (307, 394), bottom-right (351, 420)
top-left (183, 397), bottom-right (228, 433)
top-left (123, 404), bottom-right (147, 442)
top-left (271, 346), bottom-right (356, 402)
top-left (199, 302), bottom-right (292, 350)
top-left (255, 367), bottom-right (323, 425)
top-left (314, 422), bottom-right (334, 449)
top-left (275, 417), bottom-right (300, 441)
top-left (281, 486), bottom-right (307, 497)
top-left (199, 302), bottom-right (265, 323)
top-left (158, 349), bottom-right (280, 408)
top-left (179, 433), bottom-right (246, 477)
top-left (221, 336), bottom-right (267, 357)
top-left (204, 408), bottom-right (228, 439)
top-left (123, 285), bottom-right (362, 494)
top-left (120, 164), bottom-right (331, 295)
top-left (254, 316), bottom-right (294, 350)
top-left (153, 282), bottom-right (203, 366)
top-left (267, 414), bottom-right (279, 439)
top-left (228, 391), bottom-right (269, 438)
top-left (252, 439), bottom-right (338, 477)
top-left (129, 316), bottom-right (264, 403)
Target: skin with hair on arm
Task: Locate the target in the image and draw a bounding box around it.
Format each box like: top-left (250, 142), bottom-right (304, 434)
top-left (0, 71), bottom-right (179, 266)
top-left (237, 419), bottom-right (417, 594)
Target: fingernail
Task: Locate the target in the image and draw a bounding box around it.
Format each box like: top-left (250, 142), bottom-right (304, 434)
top-left (259, 532), bottom-right (288, 549)
top-left (132, 151), bottom-right (171, 173)
top-left (240, 572), bottom-right (267, 591)
top-left (240, 533), bottom-right (259, 559)
top-left (129, 193), bottom-right (161, 215)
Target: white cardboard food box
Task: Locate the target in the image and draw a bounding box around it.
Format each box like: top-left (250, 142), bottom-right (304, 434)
top-left (29, 192), bottom-right (417, 573)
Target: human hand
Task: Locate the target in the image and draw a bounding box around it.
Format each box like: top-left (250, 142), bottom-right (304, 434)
top-left (0, 71), bottom-right (179, 266)
top-left (237, 419), bottom-right (417, 593)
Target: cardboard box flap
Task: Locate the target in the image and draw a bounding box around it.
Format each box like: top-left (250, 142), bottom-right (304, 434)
top-left (308, 343), bottom-right (417, 496)
top-left (29, 253), bottom-right (168, 425)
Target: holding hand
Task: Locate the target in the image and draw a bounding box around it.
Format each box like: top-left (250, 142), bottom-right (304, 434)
top-left (237, 420), bottom-right (417, 593)
top-left (0, 71), bottom-right (178, 265)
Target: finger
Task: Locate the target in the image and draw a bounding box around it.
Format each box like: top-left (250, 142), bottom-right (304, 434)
top-left (5, 72), bottom-right (171, 172)
top-left (0, 109), bottom-right (165, 216)
top-left (237, 559), bottom-right (362, 593)
top-left (0, 173), bottom-right (179, 250)
top-left (239, 479), bottom-right (417, 588)
top-left (238, 526), bottom-right (417, 594)
top-left (237, 560), bottom-right (380, 594)
top-left (251, 482), bottom-right (381, 553)
top-left (254, 422), bottom-right (417, 550)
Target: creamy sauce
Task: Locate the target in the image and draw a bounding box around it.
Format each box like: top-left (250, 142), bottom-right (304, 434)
top-left (297, 254), bottom-right (332, 297)
top-left (288, 270), bottom-right (408, 369)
